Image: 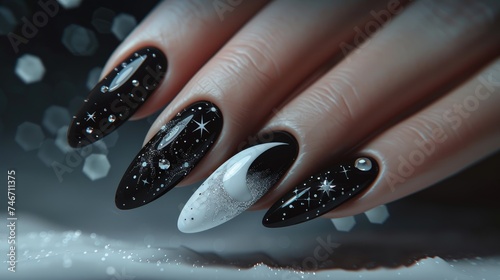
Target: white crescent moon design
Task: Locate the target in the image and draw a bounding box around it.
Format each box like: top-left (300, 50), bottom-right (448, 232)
top-left (178, 142), bottom-right (287, 233)
top-left (222, 142), bottom-right (286, 202)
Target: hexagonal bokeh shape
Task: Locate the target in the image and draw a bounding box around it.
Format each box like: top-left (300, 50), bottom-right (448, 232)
top-left (91, 7), bottom-right (115, 34)
top-left (86, 66), bottom-right (102, 90)
top-left (15, 54), bottom-right (46, 84)
top-left (0, 6), bottom-right (17, 35)
top-left (55, 126), bottom-right (73, 153)
top-left (56, 0), bottom-right (82, 9)
top-left (15, 122), bottom-right (45, 151)
top-left (42, 105), bottom-right (71, 135)
top-left (331, 216), bottom-right (356, 232)
top-left (111, 13), bottom-right (137, 41)
top-left (62, 24), bottom-right (99, 56)
top-left (37, 139), bottom-right (65, 167)
top-left (102, 131), bottom-right (119, 148)
top-left (364, 205), bottom-right (389, 224)
top-left (76, 140), bottom-right (109, 158)
top-left (83, 154), bottom-right (110, 181)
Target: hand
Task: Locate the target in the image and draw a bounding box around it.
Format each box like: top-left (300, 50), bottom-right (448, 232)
top-left (67, 0), bottom-right (500, 232)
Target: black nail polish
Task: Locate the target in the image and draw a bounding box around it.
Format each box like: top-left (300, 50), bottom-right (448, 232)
top-left (115, 101), bottom-right (223, 209)
top-left (245, 131), bottom-right (299, 191)
top-left (67, 47), bottom-right (167, 148)
top-left (263, 157), bottom-right (379, 228)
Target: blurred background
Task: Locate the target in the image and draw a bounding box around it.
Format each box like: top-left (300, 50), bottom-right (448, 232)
top-left (0, 0), bottom-right (499, 279)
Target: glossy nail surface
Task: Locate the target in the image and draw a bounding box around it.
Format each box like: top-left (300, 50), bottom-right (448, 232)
top-left (68, 47), bottom-right (167, 148)
top-left (178, 131), bottom-right (297, 233)
top-left (263, 157), bottom-right (379, 228)
top-left (115, 101), bottom-right (222, 209)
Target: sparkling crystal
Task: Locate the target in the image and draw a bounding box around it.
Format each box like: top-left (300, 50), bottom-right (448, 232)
top-left (132, 79), bottom-right (139, 86)
top-left (354, 157), bottom-right (372, 171)
top-left (86, 127), bottom-right (93, 134)
top-left (111, 13), bottom-right (137, 41)
top-left (15, 122), bottom-right (45, 151)
top-left (158, 159), bottom-right (170, 170)
top-left (100, 85), bottom-right (108, 93)
top-left (108, 115), bottom-right (116, 123)
top-left (42, 105), bottom-right (71, 135)
top-left (62, 24), bottom-right (99, 56)
top-left (15, 54), bottom-right (45, 84)
top-left (83, 154), bottom-right (111, 181)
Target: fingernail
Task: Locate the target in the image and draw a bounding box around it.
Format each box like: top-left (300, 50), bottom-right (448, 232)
top-left (115, 101), bottom-right (222, 209)
top-left (67, 47), bottom-right (167, 148)
top-left (263, 157), bottom-right (379, 228)
top-left (178, 131), bottom-right (298, 233)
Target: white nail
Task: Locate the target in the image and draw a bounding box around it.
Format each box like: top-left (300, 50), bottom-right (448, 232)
top-left (178, 142), bottom-right (286, 233)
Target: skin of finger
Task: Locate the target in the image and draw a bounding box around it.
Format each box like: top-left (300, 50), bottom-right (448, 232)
top-left (146, 0), bottom-right (392, 186)
top-left (99, 0), bottom-right (270, 120)
top-left (324, 59), bottom-right (500, 218)
top-left (250, 0), bottom-right (500, 209)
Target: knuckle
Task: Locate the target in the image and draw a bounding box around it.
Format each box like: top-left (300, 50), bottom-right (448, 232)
top-left (305, 69), bottom-right (361, 128)
top-left (217, 34), bottom-right (282, 90)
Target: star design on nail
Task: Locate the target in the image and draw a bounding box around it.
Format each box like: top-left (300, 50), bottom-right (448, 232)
top-left (317, 179), bottom-right (335, 197)
top-left (193, 116), bottom-right (210, 137)
top-left (142, 179), bottom-right (149, 185)
top-left (340, 166), bottom-right (350, 179)
top-left (85, 111), bottom-right (96, 122)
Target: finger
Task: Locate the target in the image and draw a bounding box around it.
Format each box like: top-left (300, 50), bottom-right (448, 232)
top-left (253, 0), bottom-right (500, 209)
top-left (116, 0), bottom-right (390, 209)
top-left (67, 0), bottom-right (268, 147)
top-left (326, 59), bottom-right (500, 218)
top-left (265, 58), bottom-right (500, 226)
top-left (147, 0), bottom-right (392, 185)
top-left (177, 0), bottom-right (500, 231)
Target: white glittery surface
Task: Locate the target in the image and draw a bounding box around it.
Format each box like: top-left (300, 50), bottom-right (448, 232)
top-left (178, 143), bottom-right (284, 233)
top-left (2, 215), bottom-right (499, 280)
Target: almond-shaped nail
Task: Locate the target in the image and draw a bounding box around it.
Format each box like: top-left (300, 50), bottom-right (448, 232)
top-left (263, 157), bottom-right (379, 228)
top-left (178, 131), bottom-right (298, 233)
top-left (67, 47), bottom-right (167, 148)
top-left (115, 101), bottom-right (222, 209)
